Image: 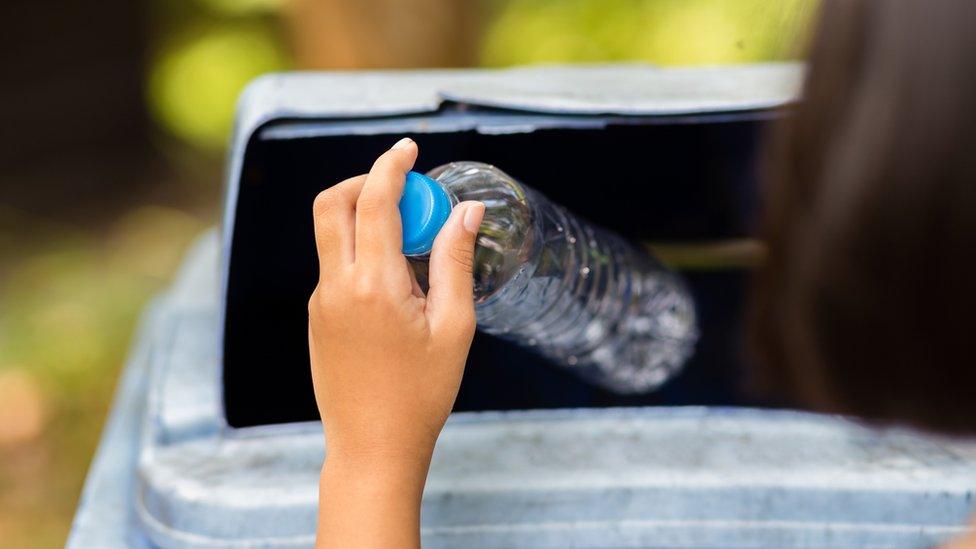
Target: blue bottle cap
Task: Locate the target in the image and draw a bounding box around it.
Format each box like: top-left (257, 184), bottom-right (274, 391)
top-left (399, 171), bottom-right (452, 255)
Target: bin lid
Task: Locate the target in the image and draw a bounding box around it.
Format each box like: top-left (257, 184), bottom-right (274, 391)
top-left (234, 63), bottom-right (802, 150)
top-left (439, 64), bottom-right (804, 115)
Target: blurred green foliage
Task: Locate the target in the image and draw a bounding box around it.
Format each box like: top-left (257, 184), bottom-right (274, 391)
top-left (147, 0), bottom-right (291, 151)
top-left (482, 0), bottom-right (815, 66)
top-left (149, 23), bottom-right (288, 151)
top-left (146, 0), bottom-right (815, 154)
top-left (199, 0), bottom-right (284, 15)
top-left (0, 206), bottom-right (206, 546)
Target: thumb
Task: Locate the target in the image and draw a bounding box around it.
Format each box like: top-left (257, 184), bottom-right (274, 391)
top-left (426, 201), bottom-right (485, 335)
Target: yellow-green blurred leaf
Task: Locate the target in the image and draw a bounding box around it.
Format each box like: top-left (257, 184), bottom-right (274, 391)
top-left (148, 23), bottom-right (288, 150)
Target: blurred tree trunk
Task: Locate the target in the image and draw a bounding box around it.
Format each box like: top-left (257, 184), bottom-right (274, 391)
top-left (285, 0), bottom-right (483, 69)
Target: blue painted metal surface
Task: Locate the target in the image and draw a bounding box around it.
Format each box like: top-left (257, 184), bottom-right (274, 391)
top-left (70, 65), bottom-right (976, 548)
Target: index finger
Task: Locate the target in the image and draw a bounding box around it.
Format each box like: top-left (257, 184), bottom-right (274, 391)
top-left (354, 137), bottom-right (418, 266)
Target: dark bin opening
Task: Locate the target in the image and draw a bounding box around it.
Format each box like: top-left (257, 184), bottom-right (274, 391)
top-left (224, 112), bottom-right (779, 427)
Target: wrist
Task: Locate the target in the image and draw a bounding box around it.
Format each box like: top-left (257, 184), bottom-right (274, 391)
top-left (320, 451), bottom-right (431, 510)
top-left (317, 440), bottom-right (429, 549)
top-left (323, 440), bottom-right (434, 487)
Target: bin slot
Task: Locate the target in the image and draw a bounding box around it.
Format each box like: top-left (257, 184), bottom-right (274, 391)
top-left (224, 117), bottom-right (775, 427)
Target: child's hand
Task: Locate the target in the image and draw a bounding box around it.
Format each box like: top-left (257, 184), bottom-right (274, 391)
top-left (308, 138), bottom-right (484, 548)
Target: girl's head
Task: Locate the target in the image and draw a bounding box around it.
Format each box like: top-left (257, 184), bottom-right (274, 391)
top-left (752, 0), bottom-right (976, 434)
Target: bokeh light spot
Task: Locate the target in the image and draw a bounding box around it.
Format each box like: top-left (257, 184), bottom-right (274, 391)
top-left (149, 24), bottom-right (287, 150)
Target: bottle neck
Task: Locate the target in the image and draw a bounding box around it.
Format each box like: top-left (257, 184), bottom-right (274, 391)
top-left (422, 161), bottom-right (536, 300)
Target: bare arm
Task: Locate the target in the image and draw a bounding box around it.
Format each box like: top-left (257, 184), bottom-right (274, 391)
top-left (317, 452), bottom-right (429, 548)
top-left (307, 138), bottom-right (485, 548)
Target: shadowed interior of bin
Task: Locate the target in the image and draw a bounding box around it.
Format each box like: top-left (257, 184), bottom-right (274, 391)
top-left (224, 112), bottom-right (784, 427)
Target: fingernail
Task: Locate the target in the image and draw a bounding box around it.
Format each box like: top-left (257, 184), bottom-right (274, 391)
top-left (391, 137), bottom-right (414, 150)
top-left (462, 202), bottom-right (485, 234)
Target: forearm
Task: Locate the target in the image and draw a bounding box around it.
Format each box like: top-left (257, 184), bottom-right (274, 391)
top-left (316, 451), bottom-right (431, 549)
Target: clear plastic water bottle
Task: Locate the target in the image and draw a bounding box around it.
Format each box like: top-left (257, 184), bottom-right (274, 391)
top-left (398, 161), bottom-right (698, 393)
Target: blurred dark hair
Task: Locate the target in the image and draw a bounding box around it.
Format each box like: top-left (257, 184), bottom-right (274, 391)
top-left (751, 0), bottom-right (976, 435)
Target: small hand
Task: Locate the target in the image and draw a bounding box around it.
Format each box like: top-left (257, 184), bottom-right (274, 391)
top-left (308, 137), bottom-right (484, 548)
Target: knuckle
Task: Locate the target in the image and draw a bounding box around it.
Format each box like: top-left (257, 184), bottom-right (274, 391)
top-left (312, 188), bottom-right (339, 217)
top-left (351, 276), bottom-right (382, 302)
top-left (461, 304), bottom-right (477, 328)
top-left (307, 289), bottom-right (328, 317)
top-left (449, 243), bottom-right (475, 273)
top-left (456, 309), bottom-right (477, 335)
top-left (337, 174), bottom-right (367, 190)
top-left (437, 308), bottom-right (477, 345)
top-left (356, 193), bottom-right (386, 216)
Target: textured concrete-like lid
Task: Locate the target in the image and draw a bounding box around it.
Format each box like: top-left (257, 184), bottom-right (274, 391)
top-left (234, 63), bottom-right (802, 139)
top-left (440, 63), bottom-right (803, 115)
